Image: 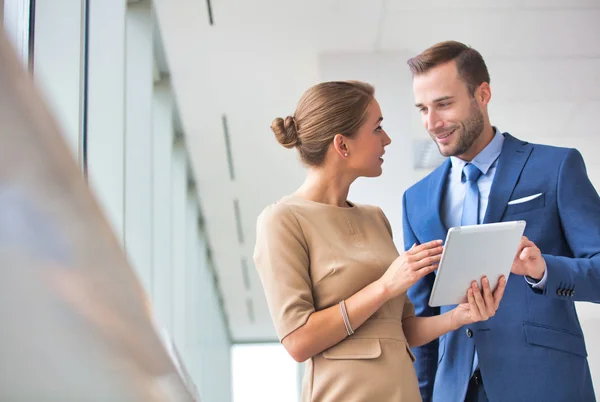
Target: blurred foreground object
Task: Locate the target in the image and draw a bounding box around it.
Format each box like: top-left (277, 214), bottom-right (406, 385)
top-left (0, 28), bottom-right (196, 401)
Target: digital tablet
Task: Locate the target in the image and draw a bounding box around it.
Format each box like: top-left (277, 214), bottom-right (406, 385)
top-left (428, 220), bottom-right (526, 307)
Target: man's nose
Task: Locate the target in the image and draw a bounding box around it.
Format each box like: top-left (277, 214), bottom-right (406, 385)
top-left (426, 111), bottom-right (444, 131)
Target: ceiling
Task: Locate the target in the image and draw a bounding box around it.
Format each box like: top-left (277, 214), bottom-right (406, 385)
top-left (152, 0), bottom-right (600, 342)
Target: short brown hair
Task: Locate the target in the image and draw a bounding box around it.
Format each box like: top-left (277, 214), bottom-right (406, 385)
top-left (271, 81), bottom-right (375, 167)
top-left (407, 40), bottom-right (490, 95)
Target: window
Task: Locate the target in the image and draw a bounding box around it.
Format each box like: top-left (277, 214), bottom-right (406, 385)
top-left (232, 343), bottom-right (299, 402)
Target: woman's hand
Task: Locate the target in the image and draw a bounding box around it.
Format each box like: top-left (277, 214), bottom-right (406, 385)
top-left (378, 240), bottom-right (443, 300)
top-left (450, 276), bottom-right (507, 329)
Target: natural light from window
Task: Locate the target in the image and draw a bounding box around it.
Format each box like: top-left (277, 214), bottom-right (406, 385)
top-left (231, 343), bottom-right (299, 402)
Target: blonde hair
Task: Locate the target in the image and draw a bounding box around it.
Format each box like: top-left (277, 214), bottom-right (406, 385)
top-left (271, 81), bottom-right (375, 166)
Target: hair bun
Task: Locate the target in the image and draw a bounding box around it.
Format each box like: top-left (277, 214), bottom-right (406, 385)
top-left (271, 116), bottom-right (300, 149)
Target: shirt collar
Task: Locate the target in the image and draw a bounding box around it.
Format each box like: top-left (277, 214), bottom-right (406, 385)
top-left (450, 127), bottom-right (504, 180)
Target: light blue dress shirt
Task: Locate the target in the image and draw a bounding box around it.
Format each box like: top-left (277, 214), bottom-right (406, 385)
top-left (441, 129), bottom-right (503, 229)
top-left (440, 128), bottom-right (547, 289)
top-left (440, 128), bottom-right (547, 374)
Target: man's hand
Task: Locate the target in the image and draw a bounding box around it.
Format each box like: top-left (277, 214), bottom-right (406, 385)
top-left (511, 236), bottom-right (546, 280)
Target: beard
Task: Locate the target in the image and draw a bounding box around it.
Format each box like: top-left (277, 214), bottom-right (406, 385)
top-left (432, 101), bottom-right (484, 157)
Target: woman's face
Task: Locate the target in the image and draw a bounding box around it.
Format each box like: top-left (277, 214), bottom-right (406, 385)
top-left (344, 99), bottom-right (392, 178)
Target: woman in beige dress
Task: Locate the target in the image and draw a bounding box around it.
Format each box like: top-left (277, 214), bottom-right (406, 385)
top-left (253, 81), bottom-right (506, 402)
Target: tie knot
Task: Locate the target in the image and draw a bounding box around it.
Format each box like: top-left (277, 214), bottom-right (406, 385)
top-left (463, 163), bottom-right (482, 182)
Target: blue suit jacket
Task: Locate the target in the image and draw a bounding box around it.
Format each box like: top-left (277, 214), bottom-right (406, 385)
top-left (403, 133), bottom-right (600, 402)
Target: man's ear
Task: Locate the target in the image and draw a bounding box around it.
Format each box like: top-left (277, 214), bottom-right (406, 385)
top-left (333, 133), bottom-right (349, 158)
top-left (477, 82), bottom-right (492, 106)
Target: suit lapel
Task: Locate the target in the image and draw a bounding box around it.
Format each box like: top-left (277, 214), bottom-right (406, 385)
top-left (483, 133), bottom-right (533, 224)
top-left (428, 159), bottom-right (451, 240)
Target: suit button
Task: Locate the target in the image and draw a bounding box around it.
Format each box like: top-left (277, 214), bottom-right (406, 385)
top-left (570, 290), bottom-right (575, 297)
top-left (466, 328), bottom-right (473, 338)
top-left (557, 289), bottom-right (563, 296)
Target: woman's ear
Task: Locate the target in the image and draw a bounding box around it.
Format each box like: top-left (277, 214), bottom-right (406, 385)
top-left (333, 133), bottom-right (349, 158)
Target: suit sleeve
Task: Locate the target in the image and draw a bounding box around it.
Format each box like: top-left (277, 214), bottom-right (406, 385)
top-left (539, 148), bottom-right (600, 302)
top-left (403, 192), bottom-right (439, 402)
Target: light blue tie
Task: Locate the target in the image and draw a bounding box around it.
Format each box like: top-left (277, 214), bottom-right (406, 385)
top-left (461, 162), bottom-right (482, 376)
top-left (461, 163), bottom-right (482, 226)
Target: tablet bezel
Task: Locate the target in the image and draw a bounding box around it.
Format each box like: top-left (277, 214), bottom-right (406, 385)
top-left (428, 220), bottom-right (526, 307)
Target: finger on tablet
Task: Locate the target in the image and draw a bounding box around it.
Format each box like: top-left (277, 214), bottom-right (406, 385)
top-left (471, 281), bottom-right (487, 319)
top-left (408, 240), bottom-right (443, 255)
top-left (493, 275), bottom-right (507, 309)
top-left (412, 246), bottom-right (444, 262)
top-left (481, 277), bottom-right (495, 316)
top-left (467, 288), bottom-right (479, 320)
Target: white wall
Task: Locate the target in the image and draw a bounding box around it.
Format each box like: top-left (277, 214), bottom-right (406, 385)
top-left (185, 189), bottom-right (233, 401)
top-left (32, 0), bottom-right (83, 156)
top-left (583, 317), bottom-right (600, 381)
top-left (185, 192), bottom-right (202, 378)
top-left (26, 1), bottom-right (234, 400)
top-left (2, 0), bottom-right (30, 66)
top-left (195, 227), bottom-right (233, 402)
top-left (151, 82), bottom-right (174, 331)
top-left (150, 82), bottom-right (233, 402)
top-left (124, 2), bottom-right (154, 294)
top-left (318, 52), bottom-right (416, 250)
top-left (86, 0), bottom-right (127, 241)
top-left (171, 140), bottom-right (188, 352)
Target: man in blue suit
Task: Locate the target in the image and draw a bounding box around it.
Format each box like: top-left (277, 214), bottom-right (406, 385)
top-left (403, 40), bottom-right (600, 402)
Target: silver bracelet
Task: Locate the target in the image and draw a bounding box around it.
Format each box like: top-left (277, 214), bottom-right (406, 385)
top-left (339, 300), bottom-right (354, 336)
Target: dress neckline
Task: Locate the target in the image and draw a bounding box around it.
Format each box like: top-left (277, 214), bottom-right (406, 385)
top-left (286, 194), bottom-right (357, 210)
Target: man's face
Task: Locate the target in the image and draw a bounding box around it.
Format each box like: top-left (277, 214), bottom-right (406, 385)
top-left (412, 61), bottom-right (484, 159)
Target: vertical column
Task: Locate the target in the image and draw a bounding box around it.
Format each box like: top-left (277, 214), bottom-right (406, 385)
top-left (2, 0), bottom-right (31, 67)
top-left (124, 1), bottom-right (154, 293)
top-left (171, 139), bottom-right (188, 354)
top-left (185, 190), bottom-right (201, 382)
top-left (86, 0), bottom-right (126, 241)
top-left (151, 82), bottom-right (173, 332)
top-left (197, 246), bottom-right (233, 402)
top-left (32, 0), bottom-right (83, 161)
top-left (296, 362), bottom-right (305, 401)
top-left (195, 225), bottom-right (210, 398)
